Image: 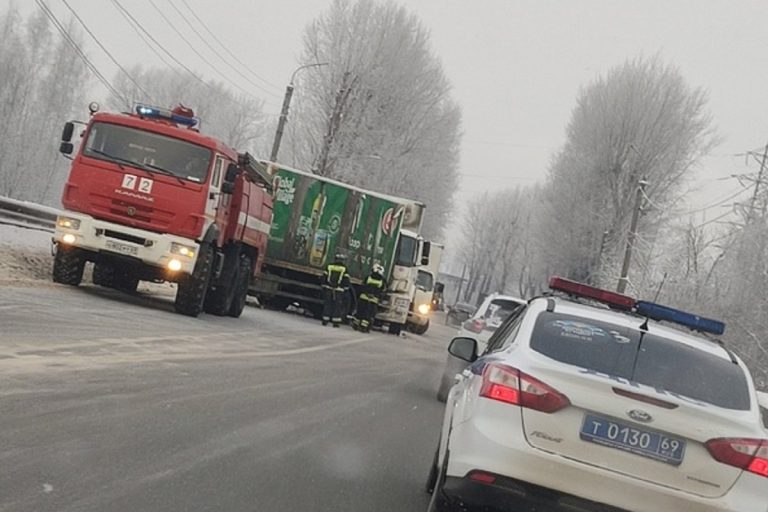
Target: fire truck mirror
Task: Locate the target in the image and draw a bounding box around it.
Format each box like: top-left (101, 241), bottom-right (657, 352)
top-left (221, 182), bottom-right (235, 194)
top-left (59, 142), bottom-right (74, 155)
top-left (224, 163), bottom-right (239, 184)
top-left (61, 122), bottom-right (75, 142)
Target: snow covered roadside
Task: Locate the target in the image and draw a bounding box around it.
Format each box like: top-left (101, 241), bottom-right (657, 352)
top-left (0, 224), bottom-right (54, 283)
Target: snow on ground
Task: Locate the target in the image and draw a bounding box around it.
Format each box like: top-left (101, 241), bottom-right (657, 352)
top-left (0, 225), bottom-right (54, 283)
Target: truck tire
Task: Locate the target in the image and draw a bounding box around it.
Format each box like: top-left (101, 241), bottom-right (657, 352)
top-left (52, 246), bottom-right (85, 286)
top-left (228, 255), bottom-right (252, 318)
top-left (92, 263), bottom-right (116, 287)
top-left (388, 322), bottom-right (403, 335)
top-left (174, 243), bottom-right (213, 317)
top-left (412, 319), bottom-right (430, 335)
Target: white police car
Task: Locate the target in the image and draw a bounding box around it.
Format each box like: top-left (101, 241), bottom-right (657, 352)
top-left (426, 277), bottom-right (768, 512)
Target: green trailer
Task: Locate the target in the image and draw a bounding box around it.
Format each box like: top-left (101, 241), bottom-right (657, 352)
top-left (251, 162), bottom-right (427, 334)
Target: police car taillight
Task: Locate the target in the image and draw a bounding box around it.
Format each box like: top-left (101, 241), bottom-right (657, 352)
top-left (548, 276), bottom-right (636, 310)
top-left (706, 438), bottom-right (768, 478)
top-left (635, 300), bottom-right (725, 335)
top-left (479, 363), bottom-right (570, 413)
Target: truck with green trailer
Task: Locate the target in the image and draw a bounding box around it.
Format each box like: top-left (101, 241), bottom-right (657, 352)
top-left (251, 161), bottom-right (429, 334)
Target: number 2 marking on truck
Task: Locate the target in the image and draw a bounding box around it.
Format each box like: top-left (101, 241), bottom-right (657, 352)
top-left (139, 178), bottom-right (153, 194)
top-left (122, 174), bottom-right (137, 190)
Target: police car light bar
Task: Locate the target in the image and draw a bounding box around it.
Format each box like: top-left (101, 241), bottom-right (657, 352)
top-left (135, 105), bottom-right (198, 127)
top-left (548, 276), bottom-right (635, 310)
top-left (635, 301), bottom-right (726, 335)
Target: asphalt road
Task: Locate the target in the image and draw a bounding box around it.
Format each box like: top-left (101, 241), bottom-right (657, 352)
top-left (0, 281), bottom-right (456, 512)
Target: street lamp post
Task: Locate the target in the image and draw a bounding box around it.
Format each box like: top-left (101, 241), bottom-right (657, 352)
top-left (269, 62), bottom-right (328, 163)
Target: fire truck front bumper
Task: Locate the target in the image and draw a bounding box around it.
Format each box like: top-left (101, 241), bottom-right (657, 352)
top-left (53, 212), bottom-right (199, 275)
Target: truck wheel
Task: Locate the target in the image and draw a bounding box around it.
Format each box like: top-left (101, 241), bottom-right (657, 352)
top-left (52, 246), bottom-right (85, 286)
top-left (174, 243), bottom-right (213, 317)
top-left (228, 255), bottom-right (252, 318)
top-left (92, 263), bottom-right (116, 287)
top-left (388, 322), bottom-right (403, 335)
top-left (413, 319), bottom-right (430, 335)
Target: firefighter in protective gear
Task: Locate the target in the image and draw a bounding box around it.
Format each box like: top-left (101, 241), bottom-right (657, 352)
top-left (321, 253), bottom-right (350, 327)
top-left (354, 263), bottom-right (386, 333)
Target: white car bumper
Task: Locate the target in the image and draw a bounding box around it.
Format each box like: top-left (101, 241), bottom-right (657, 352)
top-left (446, 400), bottom-right (767, 512)
top-left (53, 211), bottom-right (199, 275)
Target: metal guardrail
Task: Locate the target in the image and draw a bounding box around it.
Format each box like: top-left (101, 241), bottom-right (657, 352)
top-left (0, 196), bottom-right (59, 232)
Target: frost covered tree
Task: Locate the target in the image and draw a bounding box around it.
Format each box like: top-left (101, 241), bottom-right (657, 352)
top-left (284, 0), bottom-right (462, 239)
top-left (0, 5), bottom-right (87, 205)
top-left (108, 67), bottom-right (268, 153)
top-left (539, 57), bottom-right (717, 289)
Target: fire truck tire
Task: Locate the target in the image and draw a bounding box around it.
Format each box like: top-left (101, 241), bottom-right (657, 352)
top-left (92, 263), bottom-right (116, 287)
top-left (228, 255), bottom-right (252, 318)
top-left (175, 243), bottom-right (214, 317)
top-left (53, 246), bottom-right (85, 286)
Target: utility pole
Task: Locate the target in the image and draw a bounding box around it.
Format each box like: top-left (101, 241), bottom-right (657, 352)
top-left (617, 179), bottom-right (648, 294)
top-left (313, 72), bottom-right (355, 176)
top-left (269, 62), bottom-right (328, 163)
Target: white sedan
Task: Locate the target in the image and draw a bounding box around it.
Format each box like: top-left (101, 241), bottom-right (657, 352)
top-left (426, 279), bottom-right (768, 512)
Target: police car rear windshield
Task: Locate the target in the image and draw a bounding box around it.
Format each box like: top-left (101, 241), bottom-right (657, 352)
top-left (529, 312), bottom-right (751, 410)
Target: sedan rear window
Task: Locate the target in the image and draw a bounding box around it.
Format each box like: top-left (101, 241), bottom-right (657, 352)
top-left (529, 312), bottom-right (751, 410)
top-left (481, 299), bottom-right (525, 329)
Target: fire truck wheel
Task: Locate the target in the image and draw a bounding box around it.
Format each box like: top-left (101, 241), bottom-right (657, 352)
top-left (92, 263), bottom-right (116, 287)
top-left (53, 246), bottom-right (85, 286)
top-left (174, 243), bottom-right (214, 317)
top-left (228, 255), bottom-right (252, 318)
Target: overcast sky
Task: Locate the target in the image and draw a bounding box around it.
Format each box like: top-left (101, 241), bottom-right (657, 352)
top-left (18, 0), bottom-right (768, 235)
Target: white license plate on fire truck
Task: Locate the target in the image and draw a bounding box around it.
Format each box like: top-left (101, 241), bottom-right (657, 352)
top-left (105, 240), bottom-right (139, 256)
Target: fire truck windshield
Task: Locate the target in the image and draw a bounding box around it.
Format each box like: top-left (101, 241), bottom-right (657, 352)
top-left (82, 122), bottom-right (212, 183)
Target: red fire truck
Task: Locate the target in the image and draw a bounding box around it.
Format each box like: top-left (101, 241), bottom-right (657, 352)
top-left (53, 103), bottom-right (273, 318)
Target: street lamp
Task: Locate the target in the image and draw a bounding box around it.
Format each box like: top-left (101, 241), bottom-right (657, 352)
top-left (269, 62), bottom-right (329, 163)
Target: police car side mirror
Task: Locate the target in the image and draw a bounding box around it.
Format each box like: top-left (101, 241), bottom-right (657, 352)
top-left (448, 337), bottom-right (478, 362)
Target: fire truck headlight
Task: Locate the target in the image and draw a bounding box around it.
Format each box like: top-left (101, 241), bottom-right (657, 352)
top-left (167, 258), bottom-right (183, 272)
top-left (170, 243), bottom-right (195, 258)
top-left (57, 216), bottom-right (81, 230)
top-left (61, 233), bottom-right (77, 245)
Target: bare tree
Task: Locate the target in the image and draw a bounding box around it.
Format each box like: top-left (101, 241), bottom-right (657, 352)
top-left (109, 66), bottom-right (268, 153)
top-left (539, 56), bottom-right (717, 288)
top-left (0, 5), bottom-right (87, 205)
top-left (285, 0), bottom-right (462, 239)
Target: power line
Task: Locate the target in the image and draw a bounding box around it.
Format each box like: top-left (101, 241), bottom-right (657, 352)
top-left (112, 0), bottom-right (229, 96)
top-left (642, 185), bottom-right (751, 217)
top-left (178, 0), bottom-right (281, 91)
top-left (146, 0), bottom-right (276, 106)
top-left (108, 0), bottom-right (186, 80)
top-left (167, 0), bottom-right (282, 98)
top-left (35, 0), bottom-right (126, 103)
top-left (59, 0), bottom-right (154, 102)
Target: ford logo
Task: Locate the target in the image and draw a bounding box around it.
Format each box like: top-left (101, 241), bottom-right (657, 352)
top-left (627, 409), bottom-right (653, 423)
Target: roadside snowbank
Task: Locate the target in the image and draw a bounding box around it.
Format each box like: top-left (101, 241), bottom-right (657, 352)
top-left (0, 225), bottom-right (53, 283)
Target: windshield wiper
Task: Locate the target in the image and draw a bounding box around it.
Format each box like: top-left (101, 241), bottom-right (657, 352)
top-left (88, 149), bottom-right (186, 185)
top-left (88, 149), bottom-right (129, 170)
top-left (143, 163), bottom-right (186, 185)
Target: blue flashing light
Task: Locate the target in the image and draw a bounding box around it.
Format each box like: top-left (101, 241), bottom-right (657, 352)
top-left (135, 105), bottom-right (198, 127)
top-left (635, 300), bottom-right (725, 335)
